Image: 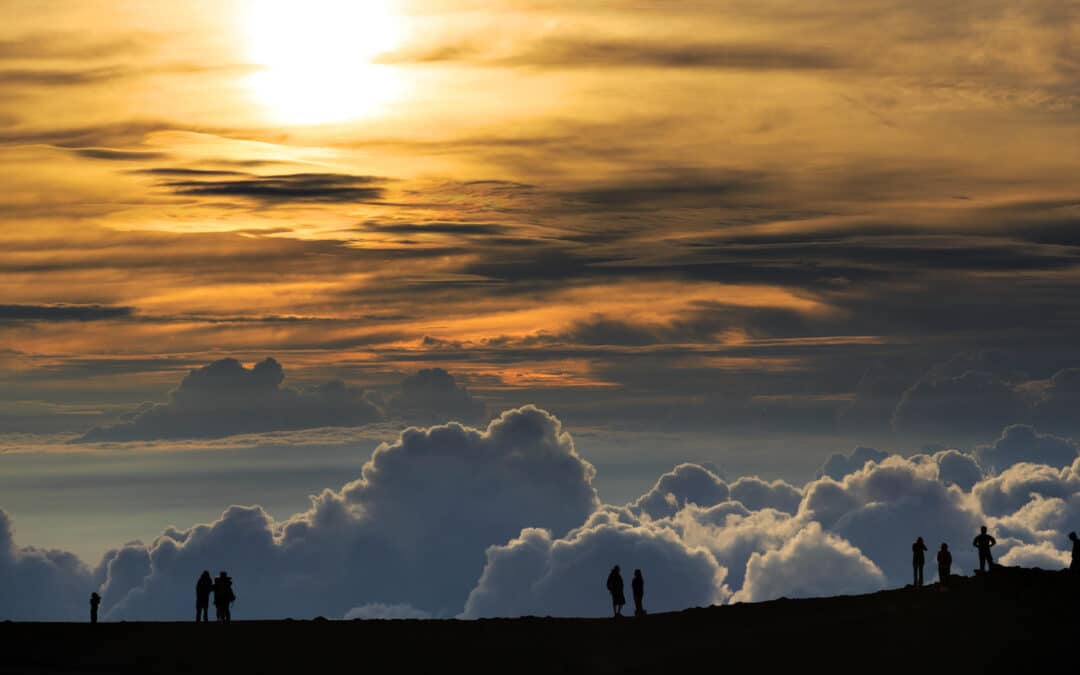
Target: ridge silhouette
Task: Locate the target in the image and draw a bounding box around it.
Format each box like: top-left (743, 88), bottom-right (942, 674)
top-left (17, 565), bottom-right (1079, 673)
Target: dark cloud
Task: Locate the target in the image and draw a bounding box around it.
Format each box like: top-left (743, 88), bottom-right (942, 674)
top-left (631, 463), bottom-right (730, 520)
top-left (0, 304), bottom-right (134, 322)
top-left (1032, 368), bottom-right (1080, 438)
top-left (816, 446), bottom-right (889, 480)
top-left (364, 222), bottom-right (508, 236)
top-left (892, 370), bottom-right (1028, 446)
top-left (0, 120), bottom-right (184, 147)
top-left (77, 358), bottom-right (381, 442)
top-left (565, 170), bottom-right (766, 209)
top-left (157, 172), bottom-right (387, 204)
top-left (386, 367), bottom-right (487, 425)
top-left (974, 425), bottom-right (1078, 473)
top-left (0, 66), bottom-right (126, 87)
top-left (383, 37), bottom-right (846, 71)
top-left (0, 32), bottom-right (148, 60)
top-left (0, 509), bottom-right (94, 620)
top-left (70, 147), bottom-right (169, 161)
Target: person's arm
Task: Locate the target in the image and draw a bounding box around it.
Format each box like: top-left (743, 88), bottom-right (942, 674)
top-left (989, 536), bottom-right (996, 547)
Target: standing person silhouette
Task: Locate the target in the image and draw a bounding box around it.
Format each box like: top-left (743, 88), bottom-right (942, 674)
top-left (632, 569), bottom-right (645, 617)
top-left (973, 526), bottom-right (996, 573)
top-left (912, 537), bottom-right (928, 587)
top-left (937, 543), bottom-right (952, 588)
top-left (196, 570), bottom-right (213, 622)
top-left (1069, 532), bottom-right (1079, 572)
top-left (89, 592), bottom-right (101, 624)
top-left (606, 565), bottom-right (625, 618)
top-left (214, 571), bottom-right (235, 623)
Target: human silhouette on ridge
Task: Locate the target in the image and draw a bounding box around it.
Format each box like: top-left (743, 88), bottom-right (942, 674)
top-left (196, 570), bottom-right (213, 622)
top-left (89, 592), bottom-right (101, 624)
top-left (937, 543), bottom-right (952, 588)
top-left (912, 537), bottom-right (928, 587)
top-left (606, 565), bottom-right (625, 618)
top-left (632, 569), bottom-right (646, 617)
top-left (973, 526), bottom-right (996, 573)
top-left (213, 571), bottom-right (235, 623)
top-left (1069, 532), bottom-right (1079, 572)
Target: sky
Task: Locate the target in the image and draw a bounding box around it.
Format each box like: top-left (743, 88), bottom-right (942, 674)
top-left (2, 0), bottom-right (1080, 620)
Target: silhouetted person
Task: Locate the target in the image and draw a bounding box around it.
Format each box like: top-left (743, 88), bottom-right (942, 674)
top-left (912, 537), bottom-right (928, 587)
top-left (214, 571), bottom-right (235, 623)
top-left (89, 592), bottom-right (101, 624)
top-left (973, 526), bottom-right (996, 573)
top-left (196, 570), bottom-right (213, 622)
top-left (937, 543), bottom-right (952, 588)
top-left (1070, 532), bottom-right (1079, 572)
top-left (632, 569), bottom-right (645, 617)
top-left (606, 565), bottom-right (625, 618)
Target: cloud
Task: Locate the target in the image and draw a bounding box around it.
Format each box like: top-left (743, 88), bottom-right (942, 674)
top-left (155, 172), bottom-right (386, 204)
top-left (99, 406), bottom-right (600, 620)
top-left (343, 603), bottom-right (432, 620)
top-left (0, 33), bottom-right (148, 61)
top-left (462, 520), bottom-right (728, 618)
top-left (892, 370), bottom-right (1027, 445)
top-left (998, 541), bottom-right (1070, 569)
top-left (0, 304), bottom-right (134, 322)
top-left (931, 449), bottom-right (984, 491)
top-left (972, 458), bottom-right (1080, 517)
top-left (733, 522), bottom-right (886, 603)
top-left (729, 477), bottom-right (803, 515)
top-left (0, 509), bottom-right (94, 621)
top-left (1033, 368), bottom-right (1080, 438)
top-left (364, 221), bottom-right (508, 236)
top-left (630, 463), bottom-right (730, 520)
top-left (383, 36), bottom-right (845, 71)
top-left (10, 407), bottom-right (1080, 620)
top-left (386, 368), bottom-right (487, 425)
top-left (817, 446), bottom-right (889, 480)
top-left (800, 456), bottom-right (983, 584)
top-left (78, 357), bottom-right (381, 442)
top-left (974, 425), bottom-right (1078, 473)
top-left (71, 147), bottom-right (169, 161)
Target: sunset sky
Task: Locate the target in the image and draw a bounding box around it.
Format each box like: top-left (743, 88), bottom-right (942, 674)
top-left (2, 1), bottom-right (1080, 620)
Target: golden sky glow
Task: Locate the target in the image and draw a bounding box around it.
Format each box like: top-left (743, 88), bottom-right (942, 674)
top-left (1, 0), bottom-right (1079, 442)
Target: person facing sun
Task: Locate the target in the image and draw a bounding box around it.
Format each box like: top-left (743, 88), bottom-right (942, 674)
top-left (912, 537), bottom-right (928, 587)
top-left (606, 565), bottom-right (625, 618)
top-left (973, 526), bottom-right (996, 573)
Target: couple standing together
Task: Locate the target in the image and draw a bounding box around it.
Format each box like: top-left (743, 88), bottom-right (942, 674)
top-left (606, 566), bottom-right (645, 618)
top-left (196, 570), bottom-right (236, 623)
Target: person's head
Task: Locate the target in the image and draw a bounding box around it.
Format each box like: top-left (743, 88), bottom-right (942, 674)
top-left (201, 570), bottom-right (210, 579)
top-left (941, 543), bottom-right (948, 550)
top-left (917, 537), bottom-right (924, 544)
top-left (981, 526), bottom-right (987, 534)
top-left (613, 565), bottom-right (620, 573)
top-left (1070, 531), bottom-right (1078, 542)
top-left (219, 571), bottom-right (228, 578)
top-left (91, 592), bottom-right (100, 600)
top-left (634, 569), bottom-right (642, 578)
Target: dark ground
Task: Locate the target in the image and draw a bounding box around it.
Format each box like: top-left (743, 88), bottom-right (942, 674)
top-left (2, 566), bottom-right (1077, 674)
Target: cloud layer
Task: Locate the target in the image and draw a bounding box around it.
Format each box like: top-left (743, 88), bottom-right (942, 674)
top-left (4, 408), bottom-right (1080, 621)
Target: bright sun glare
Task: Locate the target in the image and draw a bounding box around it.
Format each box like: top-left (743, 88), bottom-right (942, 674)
top-left (245, 0), bottom-right (406, 125)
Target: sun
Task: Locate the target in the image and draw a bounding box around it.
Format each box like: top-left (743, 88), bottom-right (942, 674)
top-left (244, 0), bottom-right (406, 125)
